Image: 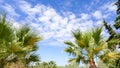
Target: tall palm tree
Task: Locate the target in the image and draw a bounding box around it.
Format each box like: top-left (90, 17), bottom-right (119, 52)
top-left (64, 26), bottom-right (108, 68)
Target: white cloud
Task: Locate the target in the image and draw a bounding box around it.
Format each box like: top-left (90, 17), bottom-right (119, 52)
top-left (12, 21), bottom-right (21, 29)
top-left (99, 2), bottom-right (117, 19)
top-left (1, 4), bottom-right (19, 17)
top-left (69, 14), bottom-right (76, 19)
top-left (80, 13), bottom-right (90, 20)
top-left (102, 2), bottom-right (117, 12)
top-left (8, 0), bottom-right (114, 46)
top-left (91, 2), bottom-right (116, 20)
top-left (14, 1), bottom-right (97, 46)
top-left (17, 0), bottom-right (46, 16)
top-left (93, 11), bottom-right (102, 19)
top-left (0, 3), bottom-right (20, 29)
top-left (96, 20), bottom-right (103, 26)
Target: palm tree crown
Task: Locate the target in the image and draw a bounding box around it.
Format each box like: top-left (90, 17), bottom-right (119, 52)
top-left (0, 14), bottom-right (42, 68)
top-left (64, 26), bottom-right (108, 68)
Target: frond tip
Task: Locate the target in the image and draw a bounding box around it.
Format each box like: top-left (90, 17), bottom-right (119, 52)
top-left (64, 41), bottom-right (76, 47)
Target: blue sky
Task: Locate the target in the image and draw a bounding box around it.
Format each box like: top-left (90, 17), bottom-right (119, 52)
top-left (0, 0), bottom-right (117, 66)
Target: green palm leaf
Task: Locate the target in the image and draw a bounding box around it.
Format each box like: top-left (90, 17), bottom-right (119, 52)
top-left (92, 26), bottom-right (103, 45)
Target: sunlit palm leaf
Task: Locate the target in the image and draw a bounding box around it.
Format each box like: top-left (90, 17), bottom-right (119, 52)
top-left (72, 30), bottom-right (82, 40)
top-left (64, 41), bottom-right (76, 47)
top-left (76, 40), bottom-right (86, 48)
top-left (100, 51), bottom-right (119, 63)
top-left (107, 52), bottom-right (119, 59)
top-left (69, 56), bottom-right (83, 64)
top-left (92, 26), bottom-right (103, 44)
top-left (65, 47), bottom-right (80, 56)
top-left (93, 42), bottom-right (107, 55)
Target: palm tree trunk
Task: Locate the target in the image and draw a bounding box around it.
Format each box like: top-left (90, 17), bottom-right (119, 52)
top-left (0, 63), bottom-right (4, 68)
top-left (0, 59), bottom-right (5, 68)
top-left (89, 59), bottom-right (97, 68)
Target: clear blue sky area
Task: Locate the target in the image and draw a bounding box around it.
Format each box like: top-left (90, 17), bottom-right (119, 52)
top-left (0, 0), bottom-right (116, 66)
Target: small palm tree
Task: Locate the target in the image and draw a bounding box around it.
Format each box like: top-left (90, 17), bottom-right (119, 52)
top-left (64, 26), bottom-right (108, 68)
top-left (48, 61), bottom-right (57, 68)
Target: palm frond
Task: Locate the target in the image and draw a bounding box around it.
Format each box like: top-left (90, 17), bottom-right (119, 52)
top-left (92, 26), bottom-right (103, 44)
top-left (107, 52), bottom-right (120, 59)
top-left (100, 51), bottom-right (119, 64)
top-left (0, 14), bottom-right (14, 42)
top-left (69, 56), bottom-right (84, 64)
top-left (75, 32), bottom-right (91, 48)
top-left (64, 41), bottom-right (81, 56)
top-left (93, 42), bottom-right (107, 55)
top-left (25, 54), bottom-right (39, 65)
top-left (107, 38), bottom-right (119, 49)
top-left (16, 25), bottom-right (41, 46)
top-left (82, 32), bottom-right (91, 47)
top-left (65, 47), bottom-right (79, 56)
top-left (64, 41), bottom-right (76, 47)
top-left (76, 40), bottom-right (86, 48)
top-left (72, 30), bottom-right (82, 40)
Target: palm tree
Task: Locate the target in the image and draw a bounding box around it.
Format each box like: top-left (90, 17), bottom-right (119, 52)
top-left (0, 14), bottom-right (15, 68)
top-left (0, 13), bottom-right (42, 68)
top-left (10, 25), bottom-right (41, 67)
top-left (64, 26), bottom-right (108, 68)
